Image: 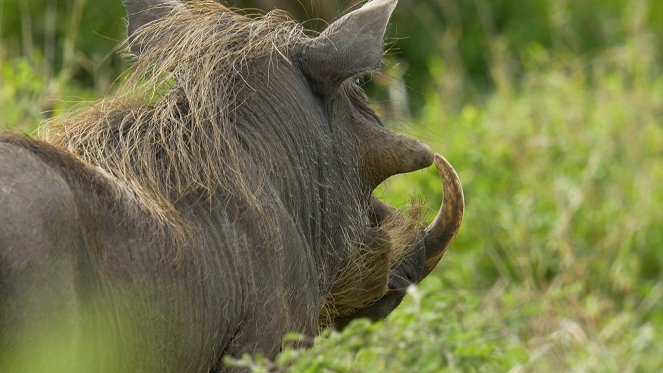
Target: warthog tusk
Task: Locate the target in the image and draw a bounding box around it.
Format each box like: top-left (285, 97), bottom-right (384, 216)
top-left (422, 154), bottom-right (464, 277)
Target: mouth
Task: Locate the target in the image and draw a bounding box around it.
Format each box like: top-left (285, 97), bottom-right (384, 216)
top-left (369, 153), bottom-right (465, 283)
top-left (330, 155), bottom-right (464, 328)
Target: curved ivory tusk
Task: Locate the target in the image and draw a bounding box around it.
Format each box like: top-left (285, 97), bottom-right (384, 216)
top-left (422, 154), bottom-right (464, 277)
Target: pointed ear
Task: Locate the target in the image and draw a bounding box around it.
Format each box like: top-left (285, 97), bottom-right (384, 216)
top-left (298, 0), bottom-right (398, 95)
top-left (123, 0), bottom-right (181, 55)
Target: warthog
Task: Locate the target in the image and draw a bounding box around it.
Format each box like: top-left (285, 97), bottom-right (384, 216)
top-left (0, 0), bottom-right (463, 371)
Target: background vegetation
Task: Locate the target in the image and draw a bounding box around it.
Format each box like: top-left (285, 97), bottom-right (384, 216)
top-left (1, 0), bottom-right (662, 371)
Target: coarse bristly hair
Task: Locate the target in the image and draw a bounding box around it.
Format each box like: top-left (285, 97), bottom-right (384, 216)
top-left (43, 1), bottom-right (307, 240)
top-left (40, 0), bottom-right (417, 325)
top-left (318, 204), bottom-right (424, 327)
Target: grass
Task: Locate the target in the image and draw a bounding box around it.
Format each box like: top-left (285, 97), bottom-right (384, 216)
top-left (2, 11), bottom-right (663, 373)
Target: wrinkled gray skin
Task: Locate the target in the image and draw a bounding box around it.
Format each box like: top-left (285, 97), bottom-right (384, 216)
top-left (0, 0), bottom-right (461, 371)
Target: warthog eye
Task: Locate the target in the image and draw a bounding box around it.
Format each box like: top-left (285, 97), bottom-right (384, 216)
top-left (352, 77), bottom-right (362, 91)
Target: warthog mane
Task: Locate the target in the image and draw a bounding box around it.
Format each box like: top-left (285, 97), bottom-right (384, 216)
top-left (45, 2), bottom-right (306, 236)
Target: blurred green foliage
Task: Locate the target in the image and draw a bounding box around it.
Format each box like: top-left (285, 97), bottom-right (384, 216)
top-left (0, 0), bottom-right (125, 86)
top-left (1, 0), bottom-right (662, 371)
top-left (2, 0), bottom-right (662, 114)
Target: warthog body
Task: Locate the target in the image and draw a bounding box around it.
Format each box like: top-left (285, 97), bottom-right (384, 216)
top-left (0, 0), bottom-right (463, 371)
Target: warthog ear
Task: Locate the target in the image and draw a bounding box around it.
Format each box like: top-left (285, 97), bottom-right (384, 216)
top-left (123, 0), bottom-right (181, 55)
top-left (299, 0), bottom-right (398, 94)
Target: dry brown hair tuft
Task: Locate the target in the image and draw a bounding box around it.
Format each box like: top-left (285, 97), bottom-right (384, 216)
top-left (319, 204), bottom-right (424, 327)
top-left (43, 1), bottom-right (308, 244)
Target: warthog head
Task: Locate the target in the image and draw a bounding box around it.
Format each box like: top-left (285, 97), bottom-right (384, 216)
top-left (295, 0), bottom-right (465, 327)
top-left (48, 0), bottom-right (464, 331)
